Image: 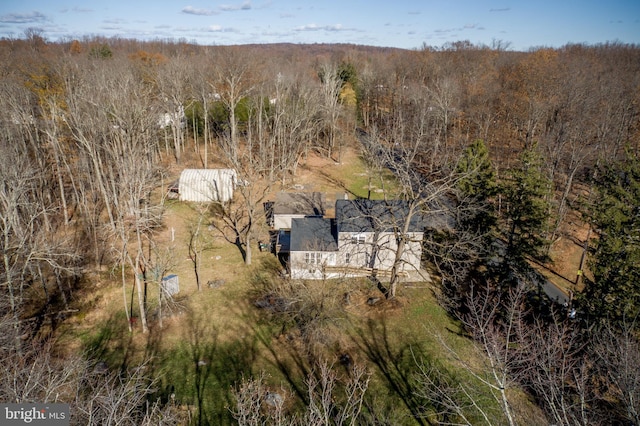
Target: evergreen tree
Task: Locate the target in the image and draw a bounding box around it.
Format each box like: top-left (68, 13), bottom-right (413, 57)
top-left (503, 142), bottom-right (552, 262)
top-left (427, 140), bottom-right (499, 310)
top-left (580, 150), bottom-right (640, 326)
top-left (456, 139), bottom-right (498, 240)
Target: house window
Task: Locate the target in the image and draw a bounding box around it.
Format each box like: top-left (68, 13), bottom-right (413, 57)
top-left (305, 252), bottom-right (320, 265)
top-left (351, 234), bottom-right (366, 245)
top-left (345, 253), bottom-right (350, 264)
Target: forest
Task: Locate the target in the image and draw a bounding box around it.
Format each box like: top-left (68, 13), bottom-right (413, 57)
top-left (1, 30), bottom-right (639, 425)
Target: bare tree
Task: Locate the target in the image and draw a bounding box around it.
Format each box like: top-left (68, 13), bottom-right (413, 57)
top-left (232, 361), bottom-right (370, 426)
top-left (232, 373), bottom-right (289, 426)
top-left (0, 140), bottom-right (79, 352)
top-left (304, 361), bottom-right (370, 426)
top-left (187, 205), bottom-right (213, 292)
top-left (594, 318), bottom-right (640, 425)
top-left (520, 315), bottom-right (591, 426)
top-left (63, 57), bottom-right (164, 333)
top-left (258, 70), bottom-right (321, 184)
top-left (360, 126), bottom-right (468, 298)
top-left (0, 336), bottom-right (181, 424)
top-left (212, 47), bottom-right (257, 164)
top-left (68, 356), bottom-right (181, 425)
top-left (209, 168), bottom-right (272, 266)
top-left (425, 281), bottom-right (534, 426)
top-left (155, 54), bottom-right (191, 163)
top-left (318, 62), bottom-right (344, 162)
top-left (413, 357), bottom-right (488, 425)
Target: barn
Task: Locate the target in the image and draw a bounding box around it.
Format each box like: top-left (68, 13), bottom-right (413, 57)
top-left (178, 169), bottom-right (237, 202)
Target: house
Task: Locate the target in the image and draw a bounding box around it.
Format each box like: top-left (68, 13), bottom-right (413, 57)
top-left (334, 199), bottom-right (425, 272)
top-left (178, 169), bottom-right (237, 202)
top-left (286, 198), bottom-right (426, 280)
top-left (157, 105), bottom-right (185, 129)
top-left (289, 217), bottom-right (338, 279)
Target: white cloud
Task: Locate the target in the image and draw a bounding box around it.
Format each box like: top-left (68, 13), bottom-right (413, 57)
top-left (294, 23), bottom-right (355, 32)
top-left (202, 25), bottom-right (236, 32)
top-left (220, 1), bottom-right (251, 12)
top-left (182, 6), bottom-right (217, 16)
top-left (0, 11), bottom-right (48, 24)
top-left (101, 25), bottom-right (123, 31)
top-left (103, 18), bottom-right (127, 25)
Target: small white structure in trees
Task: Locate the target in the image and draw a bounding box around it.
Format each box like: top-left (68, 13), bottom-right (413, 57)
top-left (157, 105), bottom-right (186, 129)
top-left (161, 274), bottom-right (179, 296)
top-left (178, 169), bottom-right (237, 203)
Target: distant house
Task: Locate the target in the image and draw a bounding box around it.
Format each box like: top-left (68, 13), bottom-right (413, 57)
top-left (157, 105), bottom-right (185, 129)
top-left (286, 198), bottom-right (426, 280)
top-left (178, 169), bottom-right (237, 203)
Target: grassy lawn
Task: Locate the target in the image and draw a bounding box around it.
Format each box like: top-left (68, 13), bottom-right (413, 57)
top-left (62, 145), bottom-right (543, 424)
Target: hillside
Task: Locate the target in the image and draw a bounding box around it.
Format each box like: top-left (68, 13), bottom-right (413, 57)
top-left (1, 37), bottom-right (639, 425)
top-left (59, 145), bottom-right (546, 424)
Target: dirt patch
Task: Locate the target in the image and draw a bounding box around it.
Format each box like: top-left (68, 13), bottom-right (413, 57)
top-left (539, 206), bottom-right (592, 294)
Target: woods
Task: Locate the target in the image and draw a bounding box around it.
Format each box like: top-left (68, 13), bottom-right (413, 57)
top-left (1, 35), bottom-right (639, 424)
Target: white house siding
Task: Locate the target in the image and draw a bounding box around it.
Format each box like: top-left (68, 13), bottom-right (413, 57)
top-left (290, 232), bottom-right (423, 280)
top-left (290, 251), bottom-right (338, 279)
top-left (336, 231), bottom-right (423, 272)
top-left (178, 169), bottom-right (236, 202)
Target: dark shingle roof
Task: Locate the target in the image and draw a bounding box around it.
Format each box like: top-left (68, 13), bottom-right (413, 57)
top-left (335, 199), bottom-right (426, 233)
top-left (273, 192), bottom-right (325, 216)
top-left (290, 217), bottom-right (338, 252)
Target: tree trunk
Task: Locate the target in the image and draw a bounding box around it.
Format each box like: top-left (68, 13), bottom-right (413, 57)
top-left (245, 236), bottom-right (252, 266)
top-left (121, 253), bottom-right (132, 333)
top-left (388, 235), bottom-right (406, 299)
top-left (132, 252), bottom-right (148, 333)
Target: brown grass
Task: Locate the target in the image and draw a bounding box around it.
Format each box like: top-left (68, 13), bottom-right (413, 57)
top-left (58, 143), bottom-right (551, 423)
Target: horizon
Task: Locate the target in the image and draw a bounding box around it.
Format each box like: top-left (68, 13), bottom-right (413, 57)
top-left (1, 1), bottom-right (639, 51)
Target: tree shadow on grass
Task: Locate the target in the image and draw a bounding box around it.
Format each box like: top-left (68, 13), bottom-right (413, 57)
top-left (350, 317), bottom-right (432, 426)
top-left (81, 311), bottom-right (137, 374)
top-left (154, 309), bottom-right (260, 426)
top-left (249, 316), bottom-right (311, 403)
top-left (78, 300), bottom-right (262, 425)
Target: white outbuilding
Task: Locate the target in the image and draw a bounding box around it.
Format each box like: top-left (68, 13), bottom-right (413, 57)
top-left (178, 169), bottom-right (237, 202)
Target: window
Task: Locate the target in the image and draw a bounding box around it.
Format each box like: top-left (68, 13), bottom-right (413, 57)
top-left (345, 253), bottom-right (350, 264)
top-left (351, 234), bottom-right (366, 245)
top-left (305, 252), bottom-right (320, 265)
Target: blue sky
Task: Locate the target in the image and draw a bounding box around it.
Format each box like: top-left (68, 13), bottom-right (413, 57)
top-left (0, 1), bottom-right (639, 50)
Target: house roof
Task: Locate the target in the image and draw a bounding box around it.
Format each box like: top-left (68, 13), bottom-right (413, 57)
top-left (273, 192), bottom-right (325, 216)
top-left (335, 199), bottom-right (427, 233)
top-left (290, 217), bottom-right (338, 252)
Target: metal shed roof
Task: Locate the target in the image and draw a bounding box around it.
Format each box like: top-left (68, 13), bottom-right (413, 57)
top-left (178, 169), bottom-right (236, 203)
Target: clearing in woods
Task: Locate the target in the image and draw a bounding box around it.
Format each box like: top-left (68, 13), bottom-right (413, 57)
top-left (62, 144), bottom-right (574, 423)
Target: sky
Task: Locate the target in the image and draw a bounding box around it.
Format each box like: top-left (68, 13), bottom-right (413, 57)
top-left (0, 1), bottom-right (639, 51)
